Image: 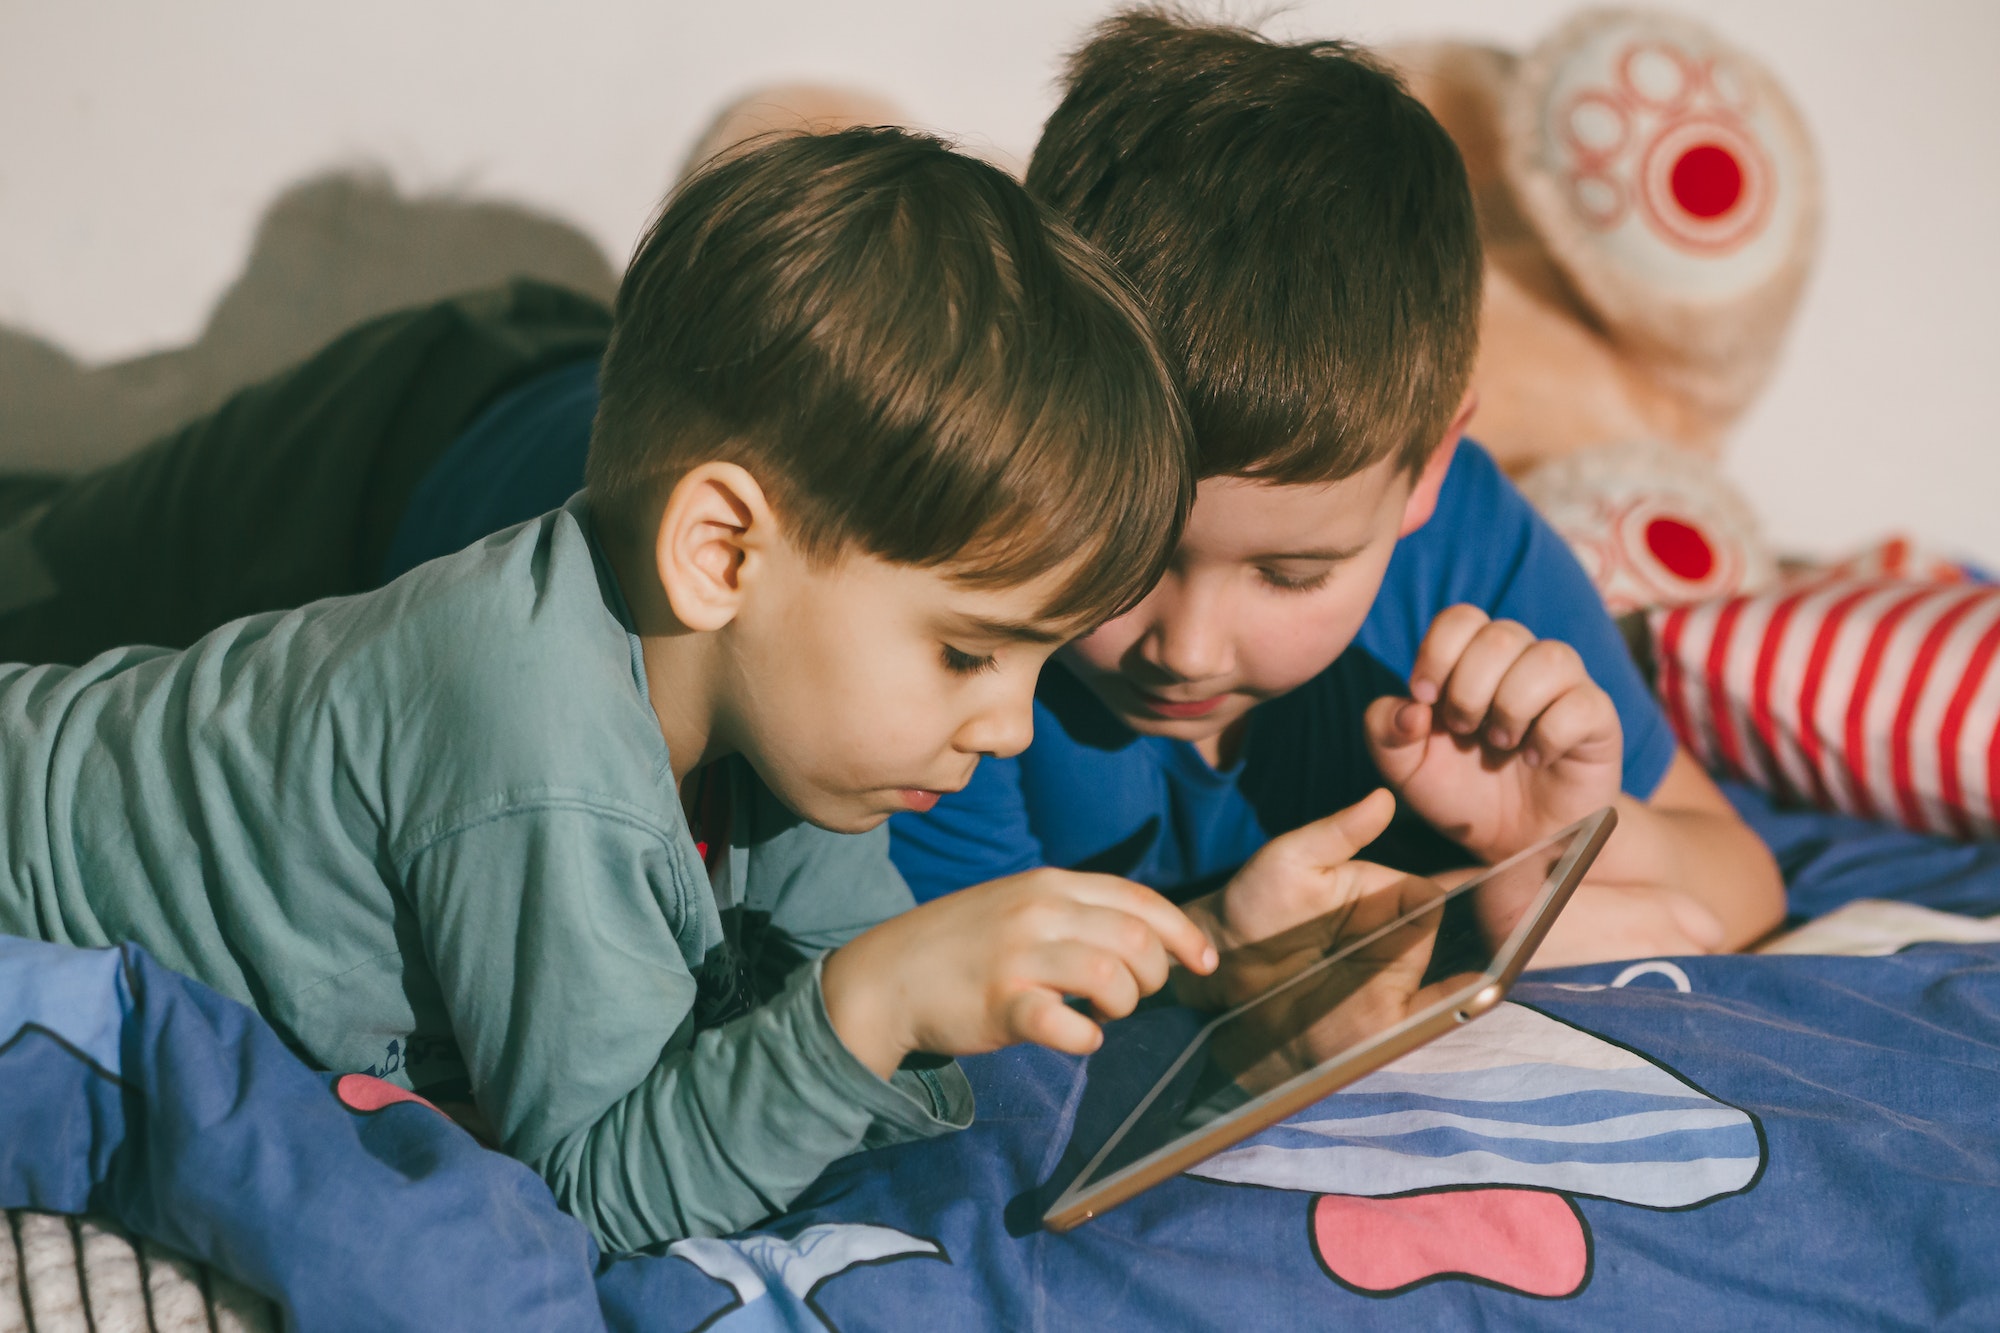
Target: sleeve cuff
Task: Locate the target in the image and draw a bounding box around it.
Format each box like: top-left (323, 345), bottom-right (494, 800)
top-left (792, 957), bottom-right (973, 1140)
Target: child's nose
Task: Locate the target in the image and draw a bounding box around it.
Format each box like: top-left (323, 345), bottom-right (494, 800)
top-left (956, 691), bottom-right (1035, 760)
top-left (1145, 583), bottom-right (1233, 684)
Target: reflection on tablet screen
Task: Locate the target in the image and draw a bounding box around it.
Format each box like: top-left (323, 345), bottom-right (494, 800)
top-left (1070, 829), bottom-right (1577, 1193)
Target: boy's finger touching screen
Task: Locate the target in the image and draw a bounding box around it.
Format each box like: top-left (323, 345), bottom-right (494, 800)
top-left (822, 868), bottom-right (1218, 1078)
top-left (1189, 789), bottom-right (1397, 947)
top-left (1177, 790), bottom-right (1436, 1011)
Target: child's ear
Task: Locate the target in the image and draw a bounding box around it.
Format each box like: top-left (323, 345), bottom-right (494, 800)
top-left (1398, 391), bottom-right (1478, 537)
top-left (653, 462), bottom-right (775, 632)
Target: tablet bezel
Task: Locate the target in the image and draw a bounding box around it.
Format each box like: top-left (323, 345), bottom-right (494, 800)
top-left (1042, 805), bottom-right (1617, 1232)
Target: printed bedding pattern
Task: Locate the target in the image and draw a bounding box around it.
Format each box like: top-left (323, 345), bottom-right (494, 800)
top-left (2, 782), bottom-right (1998, 1332)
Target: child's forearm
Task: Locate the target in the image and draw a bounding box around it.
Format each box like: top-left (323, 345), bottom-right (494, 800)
top-left (535, 958), bottom-right (968, 1255)
top-left (1592, 756), bottom-right (1785, 951)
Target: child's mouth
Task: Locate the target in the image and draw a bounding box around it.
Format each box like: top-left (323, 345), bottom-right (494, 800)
top-left (897, 789), bottom-right (944, 812)
top-left (1133, 689), bottom-right (1228, 720)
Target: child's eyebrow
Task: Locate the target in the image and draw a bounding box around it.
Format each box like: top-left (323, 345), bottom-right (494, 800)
top-left (1253, 543), bottom-right (1369, 563)
top-left (951, 614), bottom-right (1071, 645)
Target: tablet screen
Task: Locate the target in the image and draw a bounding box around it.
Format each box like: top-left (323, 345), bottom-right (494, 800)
top-left (1050, 816), bottom-right (1602, 1214)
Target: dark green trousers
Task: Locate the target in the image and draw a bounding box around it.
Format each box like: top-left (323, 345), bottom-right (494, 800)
top-left (0, 281), bottom-right (610, 665)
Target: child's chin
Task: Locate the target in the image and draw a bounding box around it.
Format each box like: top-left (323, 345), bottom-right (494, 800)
top-left (820, 800), bottom-right (900, 832)
top-left (797, 803), bottom-right (891, 835)
top-left (761, 782), bottom-right (890, 834)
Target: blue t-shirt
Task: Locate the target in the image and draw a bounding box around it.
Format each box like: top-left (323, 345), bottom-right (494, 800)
top-left (889, 442), bottom-right (1679, 901)
top-left (383, 363), bottom-right (1676, 907)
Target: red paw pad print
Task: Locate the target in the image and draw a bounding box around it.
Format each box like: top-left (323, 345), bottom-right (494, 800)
top-left (1516, 441), bottom-right (1772, 616)
top-left (1522, 13), bottom-right (1813, 303)
top-left (1557, 36), bottom-right (1772, 256)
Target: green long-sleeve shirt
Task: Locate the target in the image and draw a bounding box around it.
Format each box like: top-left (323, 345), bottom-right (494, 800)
top-left (0, 495), bottom-right (969, 1254)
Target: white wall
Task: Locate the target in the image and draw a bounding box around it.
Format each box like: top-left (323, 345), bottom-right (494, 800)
top-left (2, 1), bottom-right (1996, 565)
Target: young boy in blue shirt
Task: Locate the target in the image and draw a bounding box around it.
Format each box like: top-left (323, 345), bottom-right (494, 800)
top-left (0, 129), bottom-right (1255, 1255)
top-left (891, 13), bottom-right (1784, 966)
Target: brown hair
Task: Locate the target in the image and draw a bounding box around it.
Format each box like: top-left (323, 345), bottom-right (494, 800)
top-left (586, 126), bottom-right (1194, 626)
top-left (1027, 8), bottom-right (1482, 483)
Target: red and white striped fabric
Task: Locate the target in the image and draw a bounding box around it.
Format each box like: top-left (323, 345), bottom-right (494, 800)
top-left (1649, 578), bottom-right (2000, 838)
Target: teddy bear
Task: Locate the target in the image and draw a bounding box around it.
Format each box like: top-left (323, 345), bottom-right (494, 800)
top-left (1389, 12), bottom-right (1999, 842)
top-left (1384, 7), bottom-right (1823, 616)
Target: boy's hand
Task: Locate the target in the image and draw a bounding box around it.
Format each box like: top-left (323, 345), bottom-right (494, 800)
top-left (821, 868), bottom-right (1218, 1080)
top-left (1365, 606), bottom-right (1621, 865)
top-left (1177, 789), bottom-right (1416, 1010)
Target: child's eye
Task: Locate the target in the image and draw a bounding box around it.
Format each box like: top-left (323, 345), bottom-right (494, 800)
top-left (1259, 567), bottom-right (1332, 594)
top-left (940, 645), bottom-right (999, 676)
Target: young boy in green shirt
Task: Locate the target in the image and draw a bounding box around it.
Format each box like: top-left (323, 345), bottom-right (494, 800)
top-left (0, 128), bottom-right (1284, 1255)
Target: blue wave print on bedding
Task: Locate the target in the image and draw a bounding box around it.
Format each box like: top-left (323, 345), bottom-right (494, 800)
top-left (1188, 1001), bottom-right (1762, 1208)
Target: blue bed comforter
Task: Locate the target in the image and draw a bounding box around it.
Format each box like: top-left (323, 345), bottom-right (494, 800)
top-left (4, 783), bottom-right (1998, 1331)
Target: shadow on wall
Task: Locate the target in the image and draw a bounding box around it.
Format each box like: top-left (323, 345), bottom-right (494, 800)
top-left (0, 169), bottom-right (619, 476)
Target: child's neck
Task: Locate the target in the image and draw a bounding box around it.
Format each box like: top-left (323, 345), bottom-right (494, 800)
top-left (609, 548), bottom-right (731, 791)
top-left (1192, 715), bottom-right (1252, 770)
top-left (640, 635), bottom-right (727, 791)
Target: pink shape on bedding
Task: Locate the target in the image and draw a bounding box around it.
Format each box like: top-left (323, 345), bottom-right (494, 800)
top-left (1311, 1188), bottom-right (1589, 1298)
top-left (335, 1073), bottom-right (446, 1118)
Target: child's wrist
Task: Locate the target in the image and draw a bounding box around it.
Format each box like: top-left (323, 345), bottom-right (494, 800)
top-left (820, 941), bottom-right (915, 1082)
top-left (1574, 793), bottom-right (1670, 889)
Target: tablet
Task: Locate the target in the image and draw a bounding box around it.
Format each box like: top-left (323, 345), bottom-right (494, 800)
top-left (1042, 806), bottom-right (1617, 1232)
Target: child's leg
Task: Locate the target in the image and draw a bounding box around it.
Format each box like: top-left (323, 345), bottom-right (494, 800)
top-left (0, 281), bottom-right (608, 665)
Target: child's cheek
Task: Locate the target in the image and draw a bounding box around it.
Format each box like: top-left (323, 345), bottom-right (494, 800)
top-left (1062, 621), bottom-right (1137, 676)
top-left (1236, 589), bottom-right (1373, 696)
